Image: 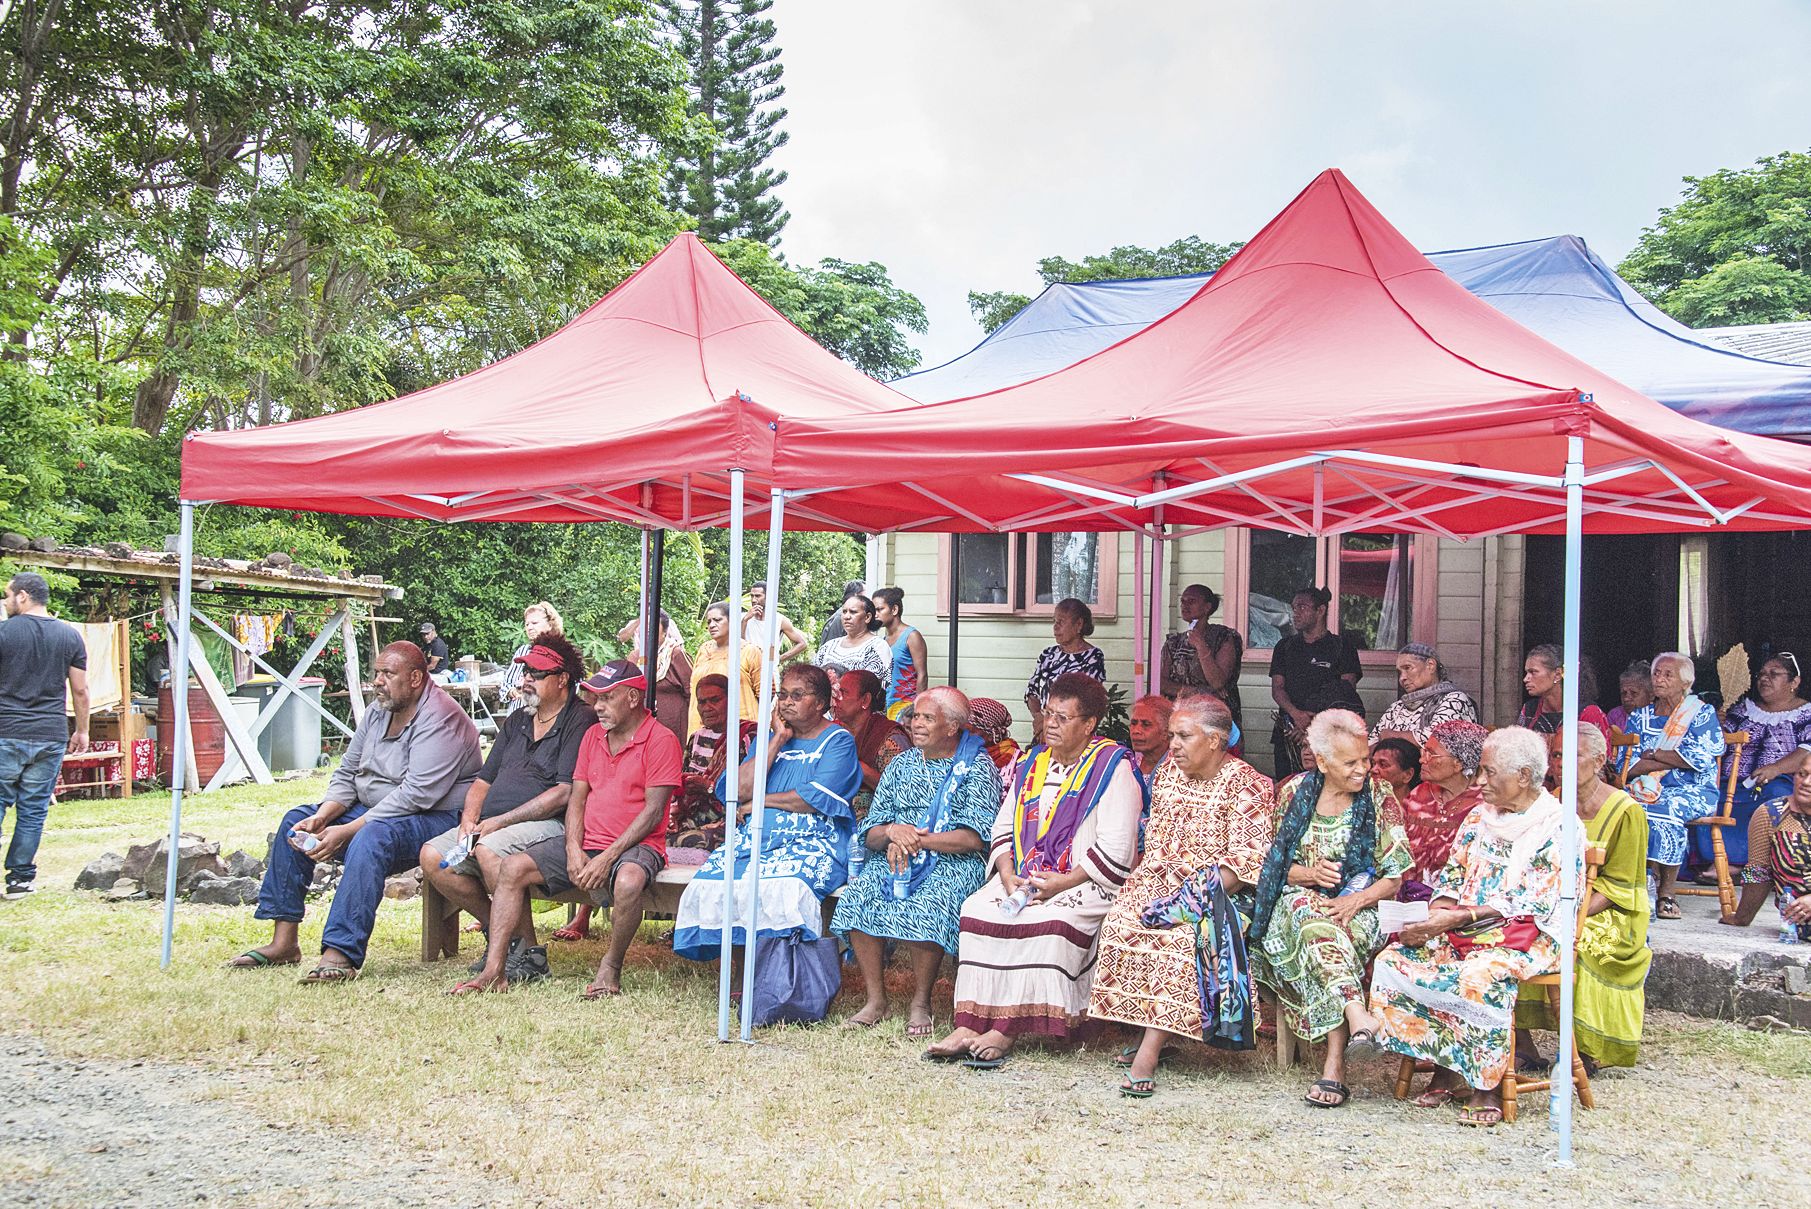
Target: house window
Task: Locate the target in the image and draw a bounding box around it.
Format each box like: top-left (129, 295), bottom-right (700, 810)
top-left (938, 533), bottom-right (1118, 618)
top-left (1231, 530), bottom-right (1431, 652)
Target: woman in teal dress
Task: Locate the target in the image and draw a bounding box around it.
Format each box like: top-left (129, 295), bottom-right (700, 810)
top-left (1248, 709), bottom-right (1411, 1109)
top-left (833, 687), bottom-right (1003, 1036)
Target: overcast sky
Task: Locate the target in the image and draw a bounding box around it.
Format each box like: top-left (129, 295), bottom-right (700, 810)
top-left (769, 1), bottom-right (1811, 372)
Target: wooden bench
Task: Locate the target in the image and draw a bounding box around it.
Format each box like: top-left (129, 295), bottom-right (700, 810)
top-left (420, 865), bottom-right (839, 961)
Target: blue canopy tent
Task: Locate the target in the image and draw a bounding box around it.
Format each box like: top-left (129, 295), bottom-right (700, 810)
top-left (902, 237), bottom-right (1811, 438)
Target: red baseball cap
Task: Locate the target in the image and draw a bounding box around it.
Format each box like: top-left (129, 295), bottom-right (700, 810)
top-left (513, 644), bottom-right (566, 673)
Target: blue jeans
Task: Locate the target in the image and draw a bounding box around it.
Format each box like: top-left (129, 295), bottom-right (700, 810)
top-left (0, 737), bottom-right (66, 885)
top-left (257, 802), bottom-right (459, 968)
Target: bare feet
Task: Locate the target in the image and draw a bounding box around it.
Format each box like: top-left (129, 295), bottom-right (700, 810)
top-left (924, 1026), bottom-right (978, 1059)
top-left (447, 972), bottom-right (509, 995)
top-left (966, 1029), bottom-right (1013, 1061)
top-left (905, 1003), bottom-right (935, 1038)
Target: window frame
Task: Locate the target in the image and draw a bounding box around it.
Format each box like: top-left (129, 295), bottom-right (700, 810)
top-left (935, 532), bottom-right (1120, 620)
top-left (1223, 528), bottom-right (1438, 660)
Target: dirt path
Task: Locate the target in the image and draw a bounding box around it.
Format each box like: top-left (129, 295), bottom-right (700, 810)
top-left (0, 1037), bottom-right (523, 1208)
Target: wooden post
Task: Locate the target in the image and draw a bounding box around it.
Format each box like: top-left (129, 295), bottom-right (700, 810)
top-left (340, 601), bottom-right (366, 725)
top-left (113, 618), bottom-right (136, 799)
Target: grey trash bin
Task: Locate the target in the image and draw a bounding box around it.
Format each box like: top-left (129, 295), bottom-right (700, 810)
top-left (231, 676), bottom-right (327, 773)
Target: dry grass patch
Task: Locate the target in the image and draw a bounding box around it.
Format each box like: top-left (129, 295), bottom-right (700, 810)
top-left (4, 774), bottom-right (1809, 1208)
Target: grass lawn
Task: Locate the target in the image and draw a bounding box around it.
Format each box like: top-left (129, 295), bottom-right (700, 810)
top-left (3, 773), bottom-right (1807, 1207)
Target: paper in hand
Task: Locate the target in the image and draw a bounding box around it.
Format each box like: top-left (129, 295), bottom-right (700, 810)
top-left (1376, 898), bottom-right (1430, 934)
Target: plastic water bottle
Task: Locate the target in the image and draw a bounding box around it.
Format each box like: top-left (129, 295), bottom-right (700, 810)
top-left (1781, 922), bottom-right (1801, 945)
top-left (439, 832), bottom-right (477, 870)
top-left (295, 831), bottom-right (321, 853)
top-left (998, 881), bottom-right (1037, 917)
top-left (889, 868), bottom-right (911, 901)
top-left (847, 833), bottom-right (866, 876)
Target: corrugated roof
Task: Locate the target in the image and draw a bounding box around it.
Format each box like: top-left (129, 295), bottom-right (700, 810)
top-left (1701, 320), bottom-right (1811, 366)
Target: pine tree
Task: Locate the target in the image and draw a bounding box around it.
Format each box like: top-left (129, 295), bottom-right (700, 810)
top-left (663, 0), bottom-right (790, 246)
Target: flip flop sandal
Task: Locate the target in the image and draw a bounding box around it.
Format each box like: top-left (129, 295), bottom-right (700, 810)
top-left (580, 982), bottom-right (621, 1001)
top-left (1119, 1076), bottom-right (1157, 1099)
top-left (1304, 1079), bottom-right (1350, 1108)
top-left (1412, 1087), bottom-right (1464, 1109)
top-left (299, 964), bottom-right (359, 984)
top-left (1655, 897), bottom-right (1683, 920)
top-left (1458, 1106), bottom-right (1503, 1127)
top-left (921, 1048), bottom-right (965, 1063)
top-left (224, 950), bottom-right (295, 969)
top-left (961, 1046), bottom-right (1009, 1070)
top-left (1516, 1055), bottom-right (1548, 1075)
top-left (1346, 1029), bottom-right (1380, 1052)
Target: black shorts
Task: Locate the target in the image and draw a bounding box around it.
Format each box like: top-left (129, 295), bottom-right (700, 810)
top-left (524, 837), bottom-right (665, 908)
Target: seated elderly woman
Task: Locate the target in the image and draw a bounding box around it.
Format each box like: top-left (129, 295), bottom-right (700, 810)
top-left (1360, 726), bottom-right (1574, 1128)
top-left (671, 663), bottom-right (863, 963)
top-left (1624, 651), bottom-right (1725, 920)
top-left (1369, 737), bottom-right (1420, 801)
top-left (1704, 653), bottom-right (1811, 874)
top-left (1370, 642), bottom-right (1478, 746)
top-left (924, 673), bottom-right (1144, 1069)
top-left (1088, 695), bottom-right (1274, 1097)
top-left (1248, 709), bottom-right (1412, 1109)
top-left (1516, 723), bottom-right (1651, 1071)
top-left (1399, 720), bottom-right (1488, 900)
top-left (1726, 765), bottom-right (1811, 937)
top-left (831, 687), bottom-right (1003, 1035)
top-left (830, 668), bottom-right (910, 820)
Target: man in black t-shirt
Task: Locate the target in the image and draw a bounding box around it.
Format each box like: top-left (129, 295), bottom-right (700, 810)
top-left (0, 573), bottom-right (90, 898)
top-left (419, 622), bottom-right (450, 675)
top-left (418, 640), bottom-right (594, 979)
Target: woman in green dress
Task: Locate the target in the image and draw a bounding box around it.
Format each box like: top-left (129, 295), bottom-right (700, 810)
top-left (1248, 708), bottom-right (1412, 1108)
top-left (1515, 724), bottom-right (1651, 1070)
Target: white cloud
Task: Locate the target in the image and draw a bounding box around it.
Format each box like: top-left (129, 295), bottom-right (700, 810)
top-left (769, 0), bottom-right (1811, 370)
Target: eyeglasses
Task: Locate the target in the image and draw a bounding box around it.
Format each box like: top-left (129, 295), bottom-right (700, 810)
top-left (527, 668), bottom-right (562, 681)
top-left (1780, 652), bottom-right (1802, 679)
top-left (776, 690), bottom-right (818, 702)
top-left (1044, 711), bottom-right (1087, 726)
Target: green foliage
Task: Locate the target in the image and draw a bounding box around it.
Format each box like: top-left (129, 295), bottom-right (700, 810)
top-left (697, 527), bottom-right (863, 644)
top-left (1620, 151), bottom-right (1811, 326)
top-left (713, 240), bottom-right (925, 378)
top-left (1098, 681), bottom-right (1131, 746)
top-left (967, 235), bottom-right (1243, 333)
top-left (662, 0), bottom-right (790, 245)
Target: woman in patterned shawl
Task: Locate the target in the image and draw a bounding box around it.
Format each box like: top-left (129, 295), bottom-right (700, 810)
top-left (1362, 726), bottom-right (1573, 1128)
top-left (924, 674), bottom-right (1144, 1069)
top-left (1624, 652), bottom-right (1725, 920)
top-left (1088, 694), bottom-right (1273, 1097)
top-left (832, 687), bottom-right (1003, 1036)
top-left (1248, 709), bottom-right (1412, 1109)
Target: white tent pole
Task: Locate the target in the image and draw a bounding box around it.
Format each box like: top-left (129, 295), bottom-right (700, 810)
top-left (738, 488), bottom-right (787, 1042)
top-left (160, 500), bottom-right (195, 969)
top-left (717, 473), bottom-right (745, 1041)
top-left (1554, 434), bottom-right (1584, 1165)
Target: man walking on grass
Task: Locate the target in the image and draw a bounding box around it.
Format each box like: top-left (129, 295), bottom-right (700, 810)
top-left (0, 573), bottom-right (89, 900)
top-left (451, 660), bottom-right (680, 998)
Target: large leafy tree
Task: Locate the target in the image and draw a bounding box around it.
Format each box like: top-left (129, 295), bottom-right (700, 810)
top-left (712, 239), bottom-right (925, 378)
top-left (661, 0), bottom-right (789, 246)
top-left (968, 235), bottom-right (1245, 333)
top-left (1619, 151), bottom-right (1811, 327)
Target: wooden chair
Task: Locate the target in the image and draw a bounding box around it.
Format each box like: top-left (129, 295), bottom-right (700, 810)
top-left (1678, 731), bottom-right (1749, 918)
top-left (1392, 844), bottom-right (1606, 1124)
top-left (1606, 729), bottom-right (1639, 789)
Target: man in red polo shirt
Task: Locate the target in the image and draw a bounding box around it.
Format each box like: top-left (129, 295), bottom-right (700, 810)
top-left (450, 660), bottom-right (682, 996)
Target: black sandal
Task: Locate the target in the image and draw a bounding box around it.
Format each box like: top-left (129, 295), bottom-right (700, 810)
top-left (1655, 896), bottom-right (1682, 921)
top-left (1304, 1078), bottom-right (1349, 1108)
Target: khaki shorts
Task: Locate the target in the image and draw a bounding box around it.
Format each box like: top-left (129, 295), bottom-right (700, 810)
top-left (425, 818), bottom-right (566, 876)
top-left (524, 837), bottom-right (665, 908)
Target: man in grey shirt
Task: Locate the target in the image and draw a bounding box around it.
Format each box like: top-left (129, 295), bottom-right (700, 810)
top-left (229, 641), bottom-right (480, 981)
top-left (0, 573), bottom-right (90, 899)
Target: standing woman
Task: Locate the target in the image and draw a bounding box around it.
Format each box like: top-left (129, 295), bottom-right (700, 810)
top-left (634, 610), bottom-right (692, 744)
top-left (1625, 652), bottom-right (1725, 920)
top-left (1161, 583), bottom-right (1244, 731)
top-left (688, 601), bottom-right (761, 737)
top-left (815, 593), bottom-right (893, 680)
top-left (874, 587), bottom-right (928, 709)
top-left (501, 601), bottom-right (564, 715)
top-left (1249, 710), bottom-right (1412, 1109)
top-left (1268, 587), bottom-right (1363, 779)
top-left (1024, 598), bottom-right (1107, 729)
top-left (1515, 643), bottom-right (1610, 740)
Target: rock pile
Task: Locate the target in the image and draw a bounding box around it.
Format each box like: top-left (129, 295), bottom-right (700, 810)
top-left (75, 834), bottom-right (271, 906)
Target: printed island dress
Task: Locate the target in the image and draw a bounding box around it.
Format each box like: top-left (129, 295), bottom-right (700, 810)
top-left (1625, 699), bottom-right (1725, 866)
top-left (830, 745), bottom-right (1003, 954)
top-left (671, 725), bottom-right (862, 960)
top-left (1089, 758), bottom-right (1275, 1040)
top-left (1371, 796), bottom-right (1575, 1090)
top-left (951, 738), bottom-right (1144, 1040)
top-left (1251, 775), bottom-right (1413, 1042)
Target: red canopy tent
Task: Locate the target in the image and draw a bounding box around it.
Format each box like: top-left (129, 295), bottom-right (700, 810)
top-left (169, 233), bottom-right (918, 1040)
